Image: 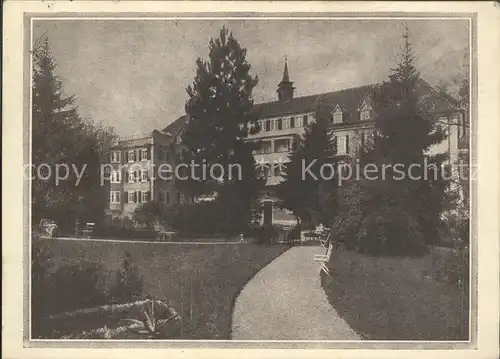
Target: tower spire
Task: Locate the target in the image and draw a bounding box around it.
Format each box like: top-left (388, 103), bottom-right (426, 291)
top-left (277, 57), bottom-right (295, 102)
top-left (282, 56), bottom-right (290, 82)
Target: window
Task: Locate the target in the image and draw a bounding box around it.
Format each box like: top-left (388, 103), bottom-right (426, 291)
top-left (303, 115), bottom-right (308, 127)
top-left (111, 171), bottom-right (121, 183)
top-left (336, 135), bottom-right (348, 155)
top-left (166, 191), bottom-right (170, 203)
top-left (128, 191), bottom-right (135, 204)
top-left (296, 116), bottom-right (303, 127)
top-left (179, 192), bottom-right (185, 204)
top-left (359, 101), bottom-right (371, 121)
top-left (360, 109), bottom-right (370, 121)
top-left (141, 191), bottom-right (150, 203)
top-left (141, 169), bottom-right (148, 182)
top-left (458, 115), bottom-right (467, 139)
top-left (128, 150), bottom-right (135, 163)
top-left (333, 112), bottom-right (343, 123)
top-left (277, 118), bottom-right (283, 130)
top-left (111, 151), bottom-right (121, 163)
top-left (275, 139), bottom-right (291, 153)
top-left (262, 141), bottom-right (272, 154)
top-left (290, 116), bottom-right (295, 128)
top-left (140, 148), bottom-right (148, 161)
top-left (110, 191), bottom-right (120, 204)
top-left (265, 120), bottom-right (271, 132)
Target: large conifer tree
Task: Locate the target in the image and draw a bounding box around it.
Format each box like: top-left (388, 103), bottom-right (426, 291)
top-left (277, 99), bottom-right (336, 226)
top-left (32, 36), bottom-right (117, 231)
top-left (366, 24), bottom-right (448, 251)
top-left (182, 26), bottom-right (263, 232)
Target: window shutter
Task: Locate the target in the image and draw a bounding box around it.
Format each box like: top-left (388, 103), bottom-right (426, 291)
top-left (124, 191), bottom-right (128, 203)
top-left (346, 135), bottom-right (350, 154)
top-left (147, 146), bottom-right (151, 160)
top-left (125, 151), bottom-right (129, 162)
top-left (147, 191), bottom-right (151, 202)
top-left (333, 136), bottom-right (337, 154)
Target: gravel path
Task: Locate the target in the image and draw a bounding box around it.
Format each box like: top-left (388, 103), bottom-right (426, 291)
top-left (231, 246), bottom-right (361, 340)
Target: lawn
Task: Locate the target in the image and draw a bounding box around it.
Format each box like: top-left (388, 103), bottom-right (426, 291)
top-left (321, 247), bottom-right (469, 340)
top-left (36, 240), bottom-right (290, 339)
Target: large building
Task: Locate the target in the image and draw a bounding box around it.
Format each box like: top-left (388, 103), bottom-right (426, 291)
top-left (109, 61), bottom-right (468, 222)
top-left (107, 128), bottom-right (191, 219)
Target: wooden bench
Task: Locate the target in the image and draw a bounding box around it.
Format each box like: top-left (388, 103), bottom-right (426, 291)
top-left (154, 224), bottom-right (176, 241)
top-left (82, 223), bottom-right (95, 239)
top-left (313, 242), bottom-right (334, 275)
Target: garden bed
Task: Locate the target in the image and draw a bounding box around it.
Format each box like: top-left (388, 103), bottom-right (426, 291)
top-left (33, 240), bottom-right (290, 339)
top-left (38, 298), bottom-right (181, 339)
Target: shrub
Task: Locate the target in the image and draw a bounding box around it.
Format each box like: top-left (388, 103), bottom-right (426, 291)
top-left (133, 202), bottom-right (161, 228)
top-left (287, 224), bottom-right (302, 242)
top-left (110, 251), bottom-right (144, 303)
top-left (253, 225), bottom-right (283, 244)
top-left (93, 224), bottom-right (157, 240)
top-left (51, 259), bottom-right (110, 312)
top-left (32, 233), bottom-right (55, 326)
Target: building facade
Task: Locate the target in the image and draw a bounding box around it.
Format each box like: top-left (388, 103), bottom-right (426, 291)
top-left (107, 128), bottom-right (191, 219)
top-left (110, 61), bottom-right (468, 224)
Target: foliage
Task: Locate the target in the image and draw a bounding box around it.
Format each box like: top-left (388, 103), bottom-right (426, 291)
top-left (277, 103), bottom-right (337, 225)
top-left (31, 35), bottom-right (117, 232)
top-left (182, 26), bottom-right (264, 233)
top-left (163, 200), bottom-right (252, 235)
top-left (133, 202), bottom-right (162, 228)
top-left (93, 223), bottom-right (157, 240)
top-left (110, 251), bottom-right (144, 303)
top-left (51, 259), bottom-right (110, 312)
top-left (119, 298), bottom-right (181, 339)
top-left (31, 232), bottom-right (55, 329)
top-left (253, 224), bottom-right (284, 245)
top-left (332, 25), bottom-right (449, 255)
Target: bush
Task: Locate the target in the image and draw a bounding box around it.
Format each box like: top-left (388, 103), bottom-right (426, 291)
top-left (93, 224), bottom-right (157, 240)
top-left (330, 182), bottom-right (428, 256)
top-left (110, 251), bottom-right (143, 303)
top-left (51, 259), bottom-right (110, 313)
top-left (287, 224), bottom-right (302, 242)
top-left (164, 201), bottom-right (250, 236)
top-left (32, 233), bottom-right (55, 325)
top-left (253, 225), bottom-right (283, 244)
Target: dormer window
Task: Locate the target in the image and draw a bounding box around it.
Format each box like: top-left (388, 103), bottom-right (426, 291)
top-left (332, 105), bottom-right (343, 124)
top-left (359, 100), bottom-right (371, 121)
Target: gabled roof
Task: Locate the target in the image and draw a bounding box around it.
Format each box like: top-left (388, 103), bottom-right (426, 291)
top-left (253, 78), bottom-right (458, 121)
top-left (162, 78), bottom-right (459, 133)
top-left (162, 114), bottom-right (189, 136)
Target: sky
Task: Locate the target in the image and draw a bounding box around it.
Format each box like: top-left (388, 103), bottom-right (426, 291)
top-left (33, 18), bottom-right (470, 137)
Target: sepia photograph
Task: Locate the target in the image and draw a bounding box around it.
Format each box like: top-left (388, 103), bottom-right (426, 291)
top-left (28, 16), bottom-right (473, 342)
top-left (3, 2), bottom-right (499, 358)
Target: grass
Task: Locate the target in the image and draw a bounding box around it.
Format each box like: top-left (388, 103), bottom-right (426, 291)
top-left (37, 240), bottom-right (290, 339)
top-left (321, 248), bottom-right (469, 340)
